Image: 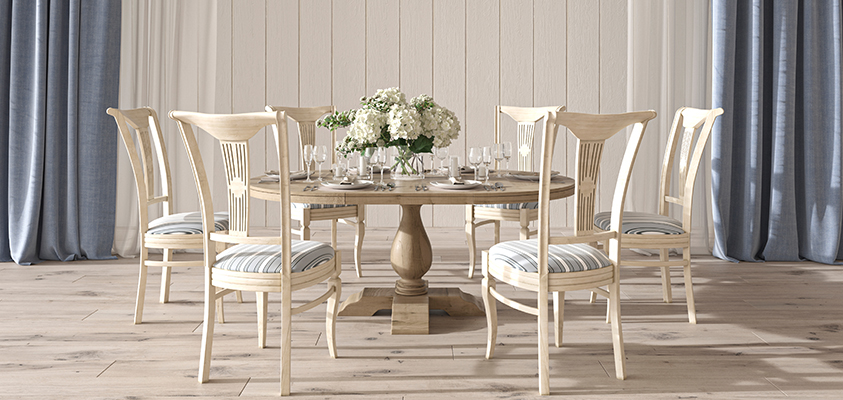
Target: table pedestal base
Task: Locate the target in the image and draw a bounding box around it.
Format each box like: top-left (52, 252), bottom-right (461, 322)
top-left (338, 287), bottom-right (485, 334)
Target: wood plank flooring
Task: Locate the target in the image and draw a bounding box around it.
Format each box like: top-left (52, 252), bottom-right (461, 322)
top-left (1, 226), bottom-right (842, 398)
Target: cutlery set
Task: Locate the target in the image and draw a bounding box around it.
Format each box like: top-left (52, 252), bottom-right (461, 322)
top-left (483, 182), bottom-right (506, 191)
top-left (302, 185), bottom-right (319, 191)
top-left (373, 182), bottom-right (396, 191)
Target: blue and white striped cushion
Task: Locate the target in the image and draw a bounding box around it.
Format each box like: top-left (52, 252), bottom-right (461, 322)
top-left (489, 239), bottom-right (611, 273)
top-left (291, 203), bottom-right (354, 210)
top-left (147, 212), bottom-right (229, 235)
top-left (594, 211), bottom-right (685, 235)
top-left (476, 202), bottom-right (539, 210)
top-left (214, 241), bottom-right (335, 273)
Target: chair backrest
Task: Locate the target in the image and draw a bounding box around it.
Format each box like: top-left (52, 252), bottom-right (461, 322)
top-left (658, 107), bottom-right (724, 227)
top-left (496, 105), bottom-right (565, 171)
top-left (106, 107), bottom-right (174, 230)
top-left (170, 110), bottom-right (291, 271)
top-left (539, 110), bottom-right (656, 279)
top-left (265, 105), bottom-right (336, 170)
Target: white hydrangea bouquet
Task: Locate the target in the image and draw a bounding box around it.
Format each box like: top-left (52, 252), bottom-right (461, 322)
top-left (318, 87), bottom-right (460, 176)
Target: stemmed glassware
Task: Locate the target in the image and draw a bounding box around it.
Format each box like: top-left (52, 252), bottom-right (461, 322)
top-left (364, 147), bottom-right (377, 181)
top-left (370, 147), bottom-right (387, 187)
top-left (503, 141), bottom-right (513, 173)
top-left (493, 143), bottom-right (505, 178)
top-left (303, 144), bottom-right (315, 183)
top-left (482, 146), bottom-right (493, 184)
top-left (315, 145), bottom-right (327, 181)
top-left (435, 146), bottom-right (449, 175)
top-left (468, 147), bottom-right (482, 181)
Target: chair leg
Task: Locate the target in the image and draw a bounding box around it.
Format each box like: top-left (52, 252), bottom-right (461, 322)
top-left (660, 249), bottom-right (673, 303)
top-left (134, 248), bottom-right (149, 325)
top-left (354, 207), bottom-right (366, 278)
top-left (198, 282), bottom-right (216, 383)
top-left (257, 292), bottom-right (268, 348)
top-left (493, 220), bottom-right (501, 244)
top-left (519, 210), bottom-right (530, 240)
top-left (553, 291), bottom-right (564, 347)
top-left (466, 205), bottom-right (477, 278)
top-left (608, 281), bottom-right (626, 380)
top-left (481, 253), bottom-right (497, 359)
top-left (538, 290), bottom-right (550, 395)
top-left (588, 242), bottom-right (602, 304)
top-left (300, 216), bottom-right (311, 240)
top-left (330, 219), bottom-right (338, 248)
top-left (684, 249), bottom-right (697, 324)
top-left (216, 289), bottom-right (226, 324)
top-left (280, 293), bottom-right (293, 396)
top-left (160, 249), bottom-right (172, 303)
top-left (214, 241), bottom-right (242, 303)
top-left (326, 264), bottom-right (341, 358)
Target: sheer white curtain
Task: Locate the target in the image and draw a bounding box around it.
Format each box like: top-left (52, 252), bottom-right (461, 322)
top-left (626, 0), bottom-right (713, 253)
top-left (113, 0), bottom-right (230, 257)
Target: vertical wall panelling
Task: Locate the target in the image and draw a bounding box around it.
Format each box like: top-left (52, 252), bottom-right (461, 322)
top-left (465, 0), bottom-right (500, 179)
top-left (232, 0), bottom-right (268, 226)
top-left (566, 0), bottom-right (600, 225)
top-left (598, 0), bottom-right (628, 213)
top-left (208, 0), bottom-right (233, 207)
top-left (332, 0), bottom-right (366, 207)
top-left (173, 1), bottom-right (200, 215)
top-left (500, 0), bottom-right (534, 156)
top-left (366, 0), bottom-right (401, 228)
top-left (432, 0), bottom-right (466, 227)
top-left (534, 0), bottom-right (568, 228)
top-left (401, 0), bottom-right (434, 226)
top-left (266, 0), bottom-right (299, 227)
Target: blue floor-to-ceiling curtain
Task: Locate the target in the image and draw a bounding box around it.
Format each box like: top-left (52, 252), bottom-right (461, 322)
top-left (0, 0), bottom-right (121, 265)
top-left (712, 0), bottom-right (843, 264)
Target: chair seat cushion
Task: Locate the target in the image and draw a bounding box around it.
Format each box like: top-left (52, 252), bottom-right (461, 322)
top-left (214, 241), bottom-right (335, 273)
top-left (594, 211), bottom-right (685, 235)
top-left (292, 203), bottom-right (354, 210)
top-left (489, 239), bottom-right (611, 273)
top-left (147, 212), bottom-right (229, 235)
top-left (476, 202), bottom-right (539, 210)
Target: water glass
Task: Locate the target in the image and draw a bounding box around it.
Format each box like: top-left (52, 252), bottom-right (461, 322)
top-left (316, 145), bottom-right (328, 181)
top-left (435, 146), bottom-right (449, 175)
top-left (493, 143), bottom-right (505, 177)
top-left (302, 144), bottom-right (314, 183)
top-left (468, 147), bottom-right (482, 181)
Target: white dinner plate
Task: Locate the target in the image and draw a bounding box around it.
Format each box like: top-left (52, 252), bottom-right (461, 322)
top-left (429, 180), bottom-right (483, 190)
top-left (511, 171), bottom-right (560, 181)
top-left (321, 180), bottom-right (374, 190)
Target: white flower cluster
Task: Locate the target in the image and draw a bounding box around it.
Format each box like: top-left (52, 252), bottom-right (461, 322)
top-left (340, 87), bottom-right (460, 154)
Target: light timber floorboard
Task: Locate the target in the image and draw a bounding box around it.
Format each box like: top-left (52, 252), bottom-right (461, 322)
top-left (1, 226), bottom-right (842, 398)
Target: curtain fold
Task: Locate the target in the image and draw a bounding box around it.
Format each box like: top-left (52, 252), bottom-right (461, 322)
top-left (712, 0), bottom-right (843, 263)
top-left (0, 0), bottom-right (121, 265)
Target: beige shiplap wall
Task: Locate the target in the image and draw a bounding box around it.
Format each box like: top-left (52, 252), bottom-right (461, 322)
top-left (137, 0), bottom-right (629, 229)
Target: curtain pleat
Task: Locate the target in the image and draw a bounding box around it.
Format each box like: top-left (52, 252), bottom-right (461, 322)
top-left (1, 0), bottom-right (121, 265)
top-left (712, 0), bottom-right (843, 264)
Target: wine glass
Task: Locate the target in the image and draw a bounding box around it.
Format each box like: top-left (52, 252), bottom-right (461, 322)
top-left (364, 147), bottom-right (376, 180)
top-left (371, 147), bottom-right (387, 186)
top-left (481, 146), bottom-right (493, 184)
top-left (302, 144), bottom-right (314, 183)
top-left (468, 147), bottom-right (482, 181)
top-left (503, 141), bottom-right (513, 173)
top-left (435, 146), bottom-right (449, 175)
top-left (315, 145), bottom-right (328, 181)
top-left (493, 143), bottom-right (505, 177)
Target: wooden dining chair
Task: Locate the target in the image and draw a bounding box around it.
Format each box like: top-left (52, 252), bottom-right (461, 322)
top-left (481, 109), bottom-right (656, 395)
top-left (171, 109), bottom-right (342, 396)
top-left (466, 105), bottom-right (565, 278)
top-left (107, 107), bottom-right (241, 324)
top-left (591, 107), bottom-right (724, 324)
top-left (265, 105), bottom-right (365, 278)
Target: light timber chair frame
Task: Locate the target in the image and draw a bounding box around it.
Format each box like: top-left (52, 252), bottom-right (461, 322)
top-left (266, 105), bottom-right (365, 277)
top-left (172, 110), bottom-right (342, 396)
top-left (466, 105), bottom-right (565, 278)
top-left (482, 110), bottom-right (656, 395)
top-left (592, 107), bottom-right (724, 324)
top-left (107, 107), bottom-right (240, 324)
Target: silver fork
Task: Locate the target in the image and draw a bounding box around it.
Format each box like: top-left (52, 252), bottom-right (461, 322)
top-left (303, 185), bottom-right (311, 191)
top-left (422, 185), bottom-right (429, 191)
top-left (415, 185), bottom-right (421, 191)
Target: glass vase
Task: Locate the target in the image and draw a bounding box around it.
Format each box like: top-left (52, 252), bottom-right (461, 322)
top-left (390, 145), bottom-right (425, 180)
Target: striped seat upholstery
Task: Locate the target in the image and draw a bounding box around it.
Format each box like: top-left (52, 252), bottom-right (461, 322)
top-left (476, 202), bottom-right (539, 210)
top-left (291, 203), bottom-right (354, 210)
top-left (594, 211), bottom-right (685, 235)
top-left (489, 239), bottom-right (611, 273)
top-left (147, 212), bottom-right (229, 235)
top-left (214, 241), bottom-right (335, 273)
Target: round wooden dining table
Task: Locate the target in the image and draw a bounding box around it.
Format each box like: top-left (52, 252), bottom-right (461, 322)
top-left (250, 172), bottom-right (575, 334)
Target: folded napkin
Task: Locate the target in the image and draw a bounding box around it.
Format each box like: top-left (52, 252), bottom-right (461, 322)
top-left (339, 175), bottom-right (355, 185)
top-left (449, 176), bottom-right (465, 185)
